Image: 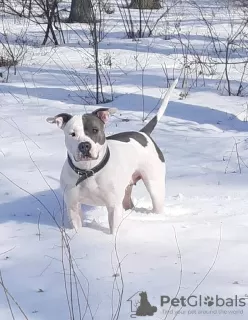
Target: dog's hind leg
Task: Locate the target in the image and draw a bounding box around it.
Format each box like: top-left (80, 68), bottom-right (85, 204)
top-left (144, 178), bottom-right (165, 214)
top-left (122, 171), bottom-right (142, 210)
top-left (122, 184), bottom-right (134, 210)
top-left (142, 164), bottom-right (166, 214)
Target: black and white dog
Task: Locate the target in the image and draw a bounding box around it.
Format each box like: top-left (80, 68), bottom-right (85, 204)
top-left (46, 79), bottom-right (177, 234)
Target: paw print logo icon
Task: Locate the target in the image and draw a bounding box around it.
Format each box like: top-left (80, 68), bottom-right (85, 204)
top-left (204, 296), bottom-right (214, 307)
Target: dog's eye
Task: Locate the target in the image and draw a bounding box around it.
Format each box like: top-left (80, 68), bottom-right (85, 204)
top-left (70, 132), bottom-right (76, 137)
top-left (92, 128), bottom-right (98, 134)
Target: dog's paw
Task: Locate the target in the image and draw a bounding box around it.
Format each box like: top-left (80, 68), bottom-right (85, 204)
top-left (153, 207), bottom-right (165, 214)
top-left (109, 227), bottom-right (117, 236)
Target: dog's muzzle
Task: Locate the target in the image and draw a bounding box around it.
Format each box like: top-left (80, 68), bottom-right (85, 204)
top-left (78, 142), bottom-right (91, 156)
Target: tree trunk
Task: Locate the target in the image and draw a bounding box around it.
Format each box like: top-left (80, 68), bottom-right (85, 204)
top-left (68, 0), bottom-right (93, 23)
top-left (129, 0), bottom-right (161, 9)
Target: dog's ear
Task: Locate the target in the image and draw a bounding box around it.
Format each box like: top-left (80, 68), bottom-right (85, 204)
top-left (46, 113), bottom-right (72, 129)
top-left (92, 107), bottom-right (117, 124)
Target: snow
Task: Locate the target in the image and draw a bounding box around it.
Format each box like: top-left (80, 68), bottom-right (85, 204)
top-left (1, 0), bottom-right (248, 319)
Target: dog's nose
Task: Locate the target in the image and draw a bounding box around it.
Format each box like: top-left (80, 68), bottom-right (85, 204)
top-left (78, 142), bottom-right (91, 155)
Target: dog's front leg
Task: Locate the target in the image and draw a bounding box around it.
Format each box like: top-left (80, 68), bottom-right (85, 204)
top-left (63, 187), bottom-right (82, 231)
top-left (107, 204), bottom-right (123, 235)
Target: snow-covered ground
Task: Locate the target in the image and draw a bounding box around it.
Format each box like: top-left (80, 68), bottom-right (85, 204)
top-left (1, 1), bottom-right (248, 319)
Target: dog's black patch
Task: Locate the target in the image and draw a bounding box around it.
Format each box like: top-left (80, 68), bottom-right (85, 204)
top-left (57, 113), bottom-right (72, 126)
top-left (107, 132), bottom-right (148, 147)
top-left (140, 115), bottom-right (157, 135)
top-left (149, 136), bottom-right (165, 162)
top-left (82, 114), bottom-right (105, 145)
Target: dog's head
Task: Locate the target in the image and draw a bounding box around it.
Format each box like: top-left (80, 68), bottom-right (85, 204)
top-left (46, 107), bottom-right (117, 162)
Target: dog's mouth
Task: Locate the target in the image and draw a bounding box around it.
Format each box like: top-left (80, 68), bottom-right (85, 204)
top-left (73, 152), bottom-right (99, 162)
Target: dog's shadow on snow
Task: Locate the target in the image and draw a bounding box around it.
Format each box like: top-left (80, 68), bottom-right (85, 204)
top-left (84, 219), bottom-right (110, 234)
top-left (0, 188), bottom-right (154, 233)
top-left (0, 189), bottom-right (109, 234)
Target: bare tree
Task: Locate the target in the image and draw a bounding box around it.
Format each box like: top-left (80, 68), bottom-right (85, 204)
top-left (2, 0), bottom-right (64, 45)
top-left (190, 0), bottom-right (248, 96)
top-left (0, 16), bottom-right (28, 81)
top-left (68, 0), bottom-right (93, 23)
top-left (117, 0), bottom-right (179, 38)
top-left (66, 0), bottom-right (114, 104)
top-left (128, 0), bottom-right (161, 9)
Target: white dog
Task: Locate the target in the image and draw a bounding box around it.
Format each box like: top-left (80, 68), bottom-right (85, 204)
top-left (47, 79), bottom-right (178, 234)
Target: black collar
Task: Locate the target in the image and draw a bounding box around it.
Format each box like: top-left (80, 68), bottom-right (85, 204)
top-left (67, 147), bottom-right (110, 186)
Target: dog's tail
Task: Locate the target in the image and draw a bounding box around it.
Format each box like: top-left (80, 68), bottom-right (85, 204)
top-left (140, 78), bottom-right (178, 135)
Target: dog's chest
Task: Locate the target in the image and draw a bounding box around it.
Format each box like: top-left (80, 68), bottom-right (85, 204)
top-left (77, 178), bottom-right (107, 206)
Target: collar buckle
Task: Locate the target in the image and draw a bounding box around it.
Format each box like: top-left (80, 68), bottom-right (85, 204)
top-left (67, 148), bottom-right (110, 186)
top-left (79, 170), bottom-right (88, 178)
